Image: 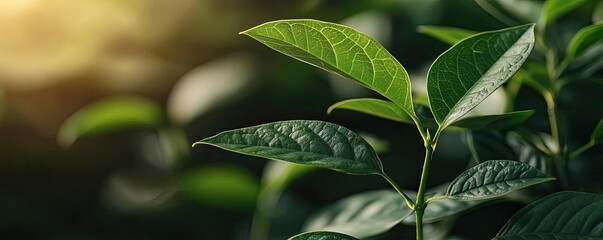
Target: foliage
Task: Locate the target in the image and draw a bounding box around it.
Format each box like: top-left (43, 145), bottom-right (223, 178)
top-left (194, 1), bottom-right (603, 239)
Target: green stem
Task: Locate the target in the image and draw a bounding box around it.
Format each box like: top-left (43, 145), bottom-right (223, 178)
top-left (414, 130), bottom-right (438, 240)
top-left (543, 91), bottom-right (560, 152)
top-left (382, 173), bottom-right (415, 209)
top-left (570, 141), bottom-right (595, 159)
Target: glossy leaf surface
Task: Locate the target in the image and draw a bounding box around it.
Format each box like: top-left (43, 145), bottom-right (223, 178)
top-left (427, 24), bottom-right (535, 129)
top-left (327, 98), bottom-right (413, 124)
top-left (417, 25), bottom-right (477, 45)
top-left (241, 19), bottom-right (415, 116)
top-left (567, 23), bottom-right (603, 61)
top-left (541, 0), bottom-right (589, 24)
top-left (289, 231), bottom-right (359, 240)
top-left (592, 118), bottom-right (603, 144)
top-left (496, 191), bottom-right (603, 239)
top-left (446, 160), bottom-right (554, 200)
top-left (451, 110), bottom-right (534, 130)
top-left (303, 190), bottom-right (412, 238)
top-left (57, 95), bottom-right (164, 147)
top-left (194, 120), bottom-right (383, 175)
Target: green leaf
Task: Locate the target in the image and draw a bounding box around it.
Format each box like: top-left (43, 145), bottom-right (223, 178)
top-left (241, 19), bottom-right (415, 117)
top-left (303, 190), bottom-right (413, 238)
top-left (289, 231), bottom-right (359, 240)
top-left (194, 120), bottom-right (384, 175)
top-left (427, 24), bottom-right (535, 130)
top-left (177, 164), bottom-right (260, 211)
top-left (465, 131), bottom-right (518, 163)
top-left (591, 118), bottom-right (603, 144)
top-left (327, 98), bottom-right (413, 124)
top-left (446, 160), bottom-right (554, 200)
top-left (495, 191), bottom-right (603, 239)
top-left (566, 23), bottom-right (603, 61)
top-left (541, 0), bottom-right (589, 25)
top-left (57, 95), bottom-right (164, 147)
top-left (450, 110), bottom-right (535, 130)
top-left (475, 0), bottom-right (542, 25)
top-left (417, 25), bottom-right (477, 45)
top-left (507, 131), bottom-right (554, 174)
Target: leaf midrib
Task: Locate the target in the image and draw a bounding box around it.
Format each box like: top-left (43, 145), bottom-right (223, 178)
top-left (246, 25), bottom-right (373, 88)
top-left (199, 142), bottom-right (379, 172)
top-left (435, 25), bottom-right (533, 128)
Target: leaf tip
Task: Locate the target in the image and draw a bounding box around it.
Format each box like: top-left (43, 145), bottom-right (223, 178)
top-left (191, 141), bottom-right (207, 148)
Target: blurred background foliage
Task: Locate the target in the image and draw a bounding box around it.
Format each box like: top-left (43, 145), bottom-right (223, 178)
top-left (0, 0), bottom-right (601, 239)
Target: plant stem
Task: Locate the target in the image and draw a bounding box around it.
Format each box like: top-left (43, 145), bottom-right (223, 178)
top-left (543, 91), bottom-right (560, 151)
top-left (414, 131), bottom-right (437, 240)
top-left (382, 173), bottom-right (415, 209)
top-left (570, 141), bottom-right (595, 159)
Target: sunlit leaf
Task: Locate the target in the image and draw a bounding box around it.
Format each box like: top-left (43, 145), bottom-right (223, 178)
top-left (303, 190), bottom-right (413, 238)
top-left (446, 160), bottom-right (554, 200)
top-left (566, 23), bottom-right (603, 61)
top-left (178, 164), bottom-right (260, 211)
top-left (327, 98), bottom-right (413, 124)
top-left (495, 191), bottom-right (603, 239)
top-left (541, 0), bottom-right (589, 25)
top-left (241, 19), bottom-right (416, 118)
top-left (591, 118), bottom-right (603, 144)
top-left (289, 231), bottom-right (359, 240)
top-left (57, 95), bottom-right (164, 147)
top-left (451, 110), bottom-right (535, 130)
top-left (194, 120), bottom-right (384, 175)
top-left (417, 25), bottom-right (477, 45)
top-left (427, 24), bottom-right (535, 129)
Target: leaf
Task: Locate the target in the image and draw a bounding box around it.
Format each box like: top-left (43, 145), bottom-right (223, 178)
top-left (446, 160), bottom-right (554, 200)
top-left (541, 0), bottom-right (589, 25)
top-left (177, 164), bottom-right (260, 211)
top-left (475, 0), bottom-right (542, 25)
top-left (303, 190), bottom-right (413, 238)
top-left (289, 231), bottom-right (359, 240)
top-left (194, 120), bottom-right (384, 175)
top-left (507, 131), bottom-right (553, 174)
top-left (451, 110), bottom-right (535, 130)
top-left (495, 191), bottom-right (603, 240)
top-left (57, 95), bottom-right (164, 147)
top-left (566, 23), bottom-right (603, 61)
top-left (591, 118), bottom-right (603, 144)
top-left (241, 19), bottom-right (415, 117)
top-left (465, 131), bottom-right (518, 163)
top-left (417, 25), bottom-right (477, 45)
top-left (166, 53), bottom-right (258, 125)
top-left (427, 24), bottom-right (535, 129)
top-left (327, 98), bottom-right (413, 124)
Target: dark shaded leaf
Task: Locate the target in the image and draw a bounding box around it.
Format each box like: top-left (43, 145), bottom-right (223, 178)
top-left (194, 120), bottom-right (384, 175)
